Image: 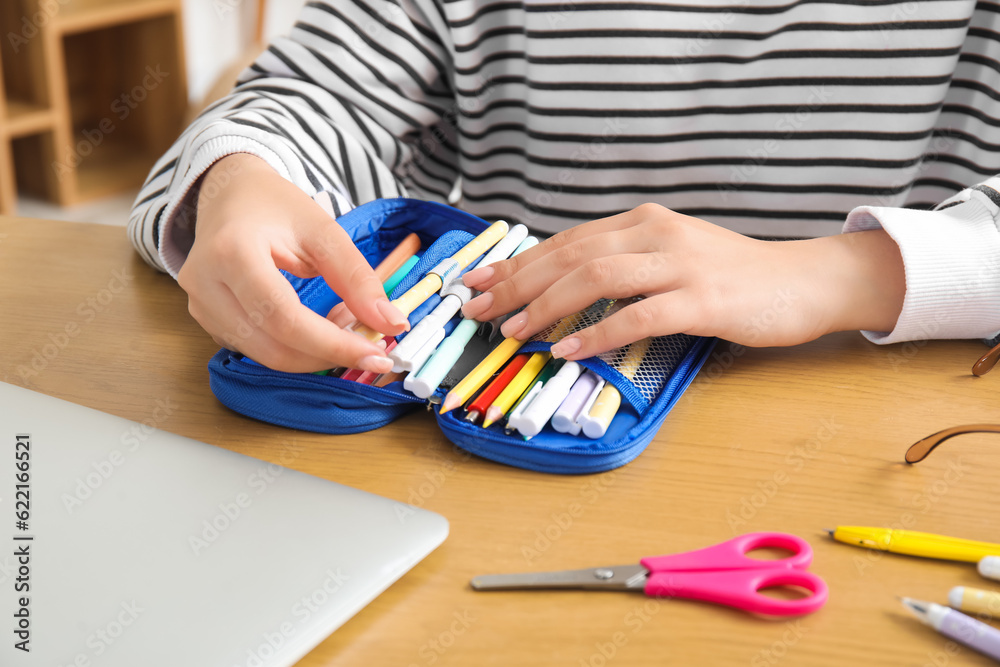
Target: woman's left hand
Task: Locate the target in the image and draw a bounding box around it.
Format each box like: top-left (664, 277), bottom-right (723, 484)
top-left (459, 203), bottom-right (905, 360)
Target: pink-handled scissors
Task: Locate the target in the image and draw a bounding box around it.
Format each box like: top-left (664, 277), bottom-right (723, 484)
top-left (470, 532), bottom-right (828, 616)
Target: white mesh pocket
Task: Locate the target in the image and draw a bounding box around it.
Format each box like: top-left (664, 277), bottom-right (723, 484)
top-left (531, 299), bottom-right (697, 404)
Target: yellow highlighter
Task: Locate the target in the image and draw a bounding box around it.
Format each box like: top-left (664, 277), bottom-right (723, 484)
top-left (353, 220), bottom-right (510, 342)
top-left (578, 337), bottom-right (652, 439)
top-left (828, 527), bottom-right (1000, 563)
top-left (440, 336), bottom-right (525, 414)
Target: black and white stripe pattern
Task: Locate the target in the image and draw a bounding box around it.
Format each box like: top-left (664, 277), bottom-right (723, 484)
top-left (129, 0), bottom-right (1000, 272)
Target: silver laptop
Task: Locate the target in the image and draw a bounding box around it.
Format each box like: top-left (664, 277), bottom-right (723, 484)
top-left (0, 381), bottom-right (448, 666)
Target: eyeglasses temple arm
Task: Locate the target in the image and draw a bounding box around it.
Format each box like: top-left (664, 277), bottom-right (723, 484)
top-left (973, 342), bottom-right (1000, 376)
top-left (905, 424), bottom-right (1000, 463)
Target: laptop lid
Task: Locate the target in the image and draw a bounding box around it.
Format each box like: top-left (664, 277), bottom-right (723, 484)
top-left (0, 381), bottom-right (448, 666)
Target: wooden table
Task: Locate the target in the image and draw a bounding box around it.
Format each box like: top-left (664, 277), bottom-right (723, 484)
top-left (3, 216), bottom-right (1000, 666)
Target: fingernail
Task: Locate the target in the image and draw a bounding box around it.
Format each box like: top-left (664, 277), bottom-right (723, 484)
top-left (377, 299), bottom-right (409, 329)
top-left (550, 336), bottom-right (582, 359)
top-left (501, 311), bottom-right (529, 338)
top-left (462, 292), bottom-right (493, 319)
top-left (463, 266), bottom-right (494, 286)
top-left (359, 355), bottom-right (393, 374)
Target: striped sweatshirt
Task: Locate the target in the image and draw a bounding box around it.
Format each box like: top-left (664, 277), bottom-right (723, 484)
top-left (128, 0), bottom-right (1000, 344)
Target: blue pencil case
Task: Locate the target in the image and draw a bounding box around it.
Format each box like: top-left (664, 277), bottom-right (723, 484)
top-left (207, 198), bottom-right (715, 474)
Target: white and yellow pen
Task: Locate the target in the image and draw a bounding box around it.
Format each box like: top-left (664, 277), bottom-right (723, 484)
top-left (352, 220), bottom-right (509, 342)
top-left (949, 586), bottom-right (1000, 617)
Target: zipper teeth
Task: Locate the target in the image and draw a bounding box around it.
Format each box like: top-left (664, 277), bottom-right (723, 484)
top-left (222, 356), bottom-right (425, 404)
top-left (388, 232), bottom-right (470, 299)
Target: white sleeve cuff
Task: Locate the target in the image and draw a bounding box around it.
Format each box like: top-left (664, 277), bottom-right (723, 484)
top-left (156, 123), bottom-right (313, 277)
top-left (843, 195), bottom-right (1000, 344)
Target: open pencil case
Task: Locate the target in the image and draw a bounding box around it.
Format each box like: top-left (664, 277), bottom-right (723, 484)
top-left (207, 198), bottom-right (716, 474)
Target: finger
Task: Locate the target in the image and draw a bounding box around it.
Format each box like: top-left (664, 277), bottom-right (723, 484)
top-left (495, 252), bottom-right (672, 341)
top-left (300, 221), bottom-right (409, 335)
top-left (184, 276), bottom-right (254, 351)
top-left (224, 257), bottom-right (392, 369)
top-left (326, 302), bottom-right (357, 329)
top-left (224, 327), bottom-right (343, 373)
top-left (463, 206), bottom-right (645, 291)
top-left (550, 292), bottom-right (697, 360)
top-left (465, 227), bottom-right (658, 323)
top-left (190, 289), bottom-right (339, 372)
top-left (211, 334), bottom-right (236, 352)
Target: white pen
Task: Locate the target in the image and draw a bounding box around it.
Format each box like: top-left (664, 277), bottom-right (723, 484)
top-left (406, 327), bottom-right (446, 377)
top-left (980, 556), bottom-right (1000, 582)
top-left (475, 224), bottom-right (529, 268)
top-left (551, 371), bottom-right (603, 436)
top-left (574, 377), bottom-right (606, 436)
top-left (513, 361), bottom-right (583, 438)
top-left (505, 380), bottom-right (544, 435)
top-left (390, 282), bottom-right (472, 372)
top-left (391, 225), bottom-right (529, 372)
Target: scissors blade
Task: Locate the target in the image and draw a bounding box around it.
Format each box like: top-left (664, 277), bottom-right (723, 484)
top-left (471, 564), bottom-right (648, 591)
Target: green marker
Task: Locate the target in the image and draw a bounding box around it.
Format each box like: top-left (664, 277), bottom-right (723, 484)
top-left (383, 255), bottom-right (420, 296)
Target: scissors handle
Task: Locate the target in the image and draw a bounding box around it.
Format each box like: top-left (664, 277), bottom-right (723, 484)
top-left (640, 532), bottom-right (813, 573)
top-left (643, 568), bottom-right (829, 616)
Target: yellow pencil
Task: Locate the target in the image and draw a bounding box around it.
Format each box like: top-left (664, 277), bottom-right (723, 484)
top-left (477, 309), bottom-right (589, 425)
top-left (353, 220), bottom-right (509, 342)
top-left (828, 527), bottom-right (1000, 562)
top-left (580, 338), bottom-right (652, 439)
top-left (483, 351), bottom-right (551, 428)
top-left (440, 336), bottom-right (525, 414)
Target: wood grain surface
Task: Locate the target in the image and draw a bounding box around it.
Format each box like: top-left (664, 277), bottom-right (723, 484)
top-left (2, 216), bottom-right (999, 667)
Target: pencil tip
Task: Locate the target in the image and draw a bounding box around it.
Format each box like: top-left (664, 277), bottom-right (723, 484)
top-left (439, 394), bottom-right (459, 414)
top-left (825, 528), bottom-right (835, 537)
top-left (483, 407), bottom-right (502, 428)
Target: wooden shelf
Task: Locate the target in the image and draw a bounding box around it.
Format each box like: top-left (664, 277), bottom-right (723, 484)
top-left (5, 100), bottom-right (54, 138)
top-left (73, 137), bottom-right (159, 203)
top-left (0, 0), bottom-right (187, 212)
top-left (57, 0), bottom-right (181, 35)
top-left (0, 132), bottom-right (13, 216)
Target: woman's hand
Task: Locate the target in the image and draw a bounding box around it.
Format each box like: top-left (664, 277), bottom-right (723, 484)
top-left (460, 203), bottom-right (905, 360)
top-left (176, 153), bottom-right (408, 373)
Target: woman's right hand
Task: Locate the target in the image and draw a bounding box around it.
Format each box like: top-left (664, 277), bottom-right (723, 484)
top-left (176, 153), bottom-right (408, 374)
